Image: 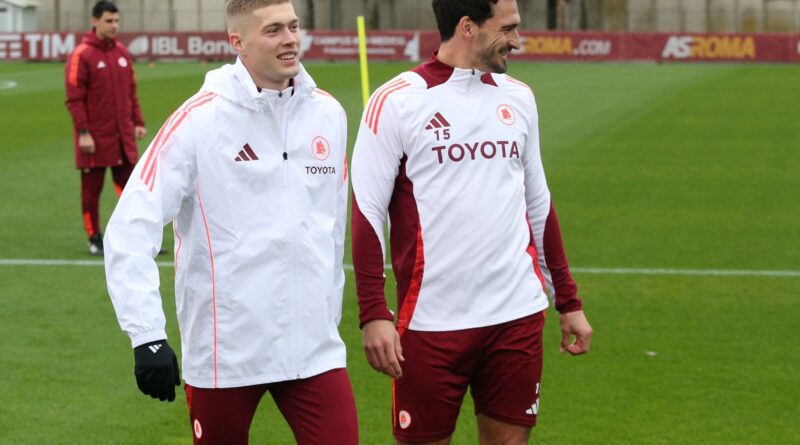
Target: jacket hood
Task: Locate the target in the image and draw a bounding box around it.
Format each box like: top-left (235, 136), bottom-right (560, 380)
top-left (82, 29), bottom-right (115, 50)
top-left (200, 57), bottom-right (317, 111)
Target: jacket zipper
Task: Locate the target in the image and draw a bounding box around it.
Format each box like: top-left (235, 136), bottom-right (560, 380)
top-left (275, 96), bottom-right (288, 188)
top-left (282, 151), bottom-right (288, 185)
top-left (278, 89), bottom-right (302, 375)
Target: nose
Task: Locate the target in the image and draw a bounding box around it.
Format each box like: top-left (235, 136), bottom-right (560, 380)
top-left (281, 28), bottom-right (299, 47)
top-left (508, 29), bottom-right (521, 50)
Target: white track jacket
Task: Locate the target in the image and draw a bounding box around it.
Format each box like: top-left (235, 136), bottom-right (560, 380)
top-left (105, 58), bottom-right (349, 388)
top-left (351, 56), bottom-right (582, 333)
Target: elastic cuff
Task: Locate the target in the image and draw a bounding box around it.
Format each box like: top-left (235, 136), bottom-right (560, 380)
top-left (359, 313), bottom-right (395, 329)
top-left (555, 298), bottom-right (583, 314)
top-left (130, 330), bottom-right (168, 348)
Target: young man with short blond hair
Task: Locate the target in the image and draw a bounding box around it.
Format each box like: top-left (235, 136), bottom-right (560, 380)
top-left (104, 1), bottom-right (357, 443)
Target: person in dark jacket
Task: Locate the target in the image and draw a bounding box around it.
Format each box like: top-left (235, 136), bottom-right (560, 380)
top-left (65, 0), bottom-right (146, 255)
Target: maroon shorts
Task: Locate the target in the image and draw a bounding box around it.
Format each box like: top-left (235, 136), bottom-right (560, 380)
top-left (185, 368), bottom-right (358, 445)
top-left (393, 312), bottom-right (545, 442)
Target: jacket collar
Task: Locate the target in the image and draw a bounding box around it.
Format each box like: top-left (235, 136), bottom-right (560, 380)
top-left (82, 29), bottom-right (116, 51)
top-left (206, 57), bottom-right (315, 111)
top-left (236, 58), bottom-right (314, 95)
top-left (412, 52), bottom-right (498, 89)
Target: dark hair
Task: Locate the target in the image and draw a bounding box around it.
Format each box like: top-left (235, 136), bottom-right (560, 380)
top-left (432, 0), bottom-right (499, 41)
top-left (92, 1), bottom-right (119, 19)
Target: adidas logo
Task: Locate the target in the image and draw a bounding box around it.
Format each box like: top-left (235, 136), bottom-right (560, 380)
top-left (148, 344), bottom-right (162, 354)
top-left (97, 61), bottom-right (106, 69)
top-left (235, 143), bottom-right (260, 162)
top-left (424, 112), bottom-right (451, 131)
top-left (525, 399), bottom-right (539, 416)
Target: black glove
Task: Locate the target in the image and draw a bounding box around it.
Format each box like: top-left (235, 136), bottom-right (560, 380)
top-left (133, 340), bottom-right (181, 402)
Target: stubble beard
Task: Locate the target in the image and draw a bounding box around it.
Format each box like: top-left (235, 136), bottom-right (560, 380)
top-left (478, 35), bottom-right (509, 74)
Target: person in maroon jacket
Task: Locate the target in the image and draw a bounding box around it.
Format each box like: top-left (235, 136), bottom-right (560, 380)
top-left (65, 0), bottom-right (146, 255)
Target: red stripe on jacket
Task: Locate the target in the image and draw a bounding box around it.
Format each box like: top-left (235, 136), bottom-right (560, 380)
top-left (195, 181), bottom-right (219, 387)
top-left (141, 92), bottom-right (216, 191)
top-left (67, 43), bottom-right (89, 87)
top-left (140, 91), bottom-right (214, 181)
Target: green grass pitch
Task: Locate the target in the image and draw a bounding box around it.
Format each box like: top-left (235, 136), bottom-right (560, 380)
top-left (0, 59), bottom-right (798, 444)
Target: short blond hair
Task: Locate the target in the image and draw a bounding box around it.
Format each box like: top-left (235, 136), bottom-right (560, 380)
top-left (225, 0), bottom-right (289, 20)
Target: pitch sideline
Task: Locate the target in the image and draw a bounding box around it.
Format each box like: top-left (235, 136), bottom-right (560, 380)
top-left (0, 80), bottom-right (18, 90)
top-left (0, 258), bottom-right (798, 278)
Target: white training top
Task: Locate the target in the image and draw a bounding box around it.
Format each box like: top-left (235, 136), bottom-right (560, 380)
top-left (351, 55), bottom-right (582, 333)
top-left (105, 58), bottom-right (349, 388)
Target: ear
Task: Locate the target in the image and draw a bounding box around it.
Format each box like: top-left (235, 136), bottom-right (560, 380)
top-left (457, 16), bottom-right (475, 39)
top-left (91, 17), bottom-right (99, 27)
top-left (229, 32), bottom-right (245, 53)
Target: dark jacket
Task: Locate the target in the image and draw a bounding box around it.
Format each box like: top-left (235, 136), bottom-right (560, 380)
top-left (65, 29), bottom-right (144, 169)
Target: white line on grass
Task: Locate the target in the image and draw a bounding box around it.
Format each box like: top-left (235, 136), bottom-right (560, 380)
top-left (0, 80), bottom-right (19, 90)
top-left (568, 267), bottom-right (800, 277)
top-left (1, 259), bottom-right (799, 278)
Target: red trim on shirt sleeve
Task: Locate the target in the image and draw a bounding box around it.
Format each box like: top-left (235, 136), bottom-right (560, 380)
top-left (543, 203), bottom-right (583, 313)
top-left (340, 152), bottom-right (348, 189)
top-left (396, 224), bottom-right (424, 337)
top-left (506, 75), bottom-right (534, 94)
top-left (314, 87), bottom-right (334, 98)
top-left (368, 80), bottom-right (410, 135)
top-left (388, 156), bottom-right (424, 334)
top-left (352, 195), bottom-right (394, 328)
top-left (525, 218), bottom-right (547, 292)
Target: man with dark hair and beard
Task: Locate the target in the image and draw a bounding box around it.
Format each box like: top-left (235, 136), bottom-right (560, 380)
top-left (351, 0), bottom-right (593, 443)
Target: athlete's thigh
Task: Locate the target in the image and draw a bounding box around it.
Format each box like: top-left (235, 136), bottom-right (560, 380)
top-left (394, 328), bottom-right (479, 443)
top-left (184, 383), bottom-right (268, 445)
top-left (471, 312), bottom-right (545, 428)
top-left (269, 368), bottom-right (358, 445)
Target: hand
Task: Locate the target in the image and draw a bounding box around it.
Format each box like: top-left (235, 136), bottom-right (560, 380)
top-left (133, 340), bottom-right (181, 402)
top-left (558, 310), bottom-right (593, 355)
top-left (362, 319), bottom-right (404, 379)
top-left (134, 126), bottom-right (147, 140)
top-left (78, 133), bottom-right (95, 154)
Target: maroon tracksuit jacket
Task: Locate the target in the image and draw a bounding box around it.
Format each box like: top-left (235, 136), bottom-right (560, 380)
top-left (65, 30), bottom-right (144, 169)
